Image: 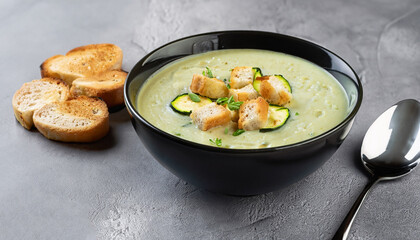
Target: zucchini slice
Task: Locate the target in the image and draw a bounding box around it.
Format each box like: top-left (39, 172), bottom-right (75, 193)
top-left (252, 67), bottom-right (263, 79)
top-left (274, 75), bottom-right (292, 93)
top-left (253, 74), bottom-right (292, 94)
top-left (260, 105), bottom-right (290, 132)
top-left (170, 93), bottom-right (212, 115)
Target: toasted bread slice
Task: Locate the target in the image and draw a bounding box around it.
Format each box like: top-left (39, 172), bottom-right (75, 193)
top-left (41, 43), bottom-right (123, 85)
top-left (12, 78), bottom-right (70, 129)
top-left (33, 96), bottom-right (109, 142)
top-left (228, 84), bottom-right (258, 102)
top-left (190, 74), bottom-right (229, 99)
top-left (238, 97), bottom-right (269, 131)
top-left (260, 76), bottom-right (292, 106)
top-left (190, 102), bottom-right (231, 131)
top-left (70, 70), bottom-right (127, 107)
top-left (230, 66), bottom-right (254, 89)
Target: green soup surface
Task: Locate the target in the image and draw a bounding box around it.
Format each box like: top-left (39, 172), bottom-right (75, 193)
top-left (136, 49), bottom-right (349, 149)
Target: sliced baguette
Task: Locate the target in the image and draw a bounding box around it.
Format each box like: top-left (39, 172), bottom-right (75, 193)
top-left (33, 96), bottom-right (109, 142)
top-left (70, 70), bottom-right (127, 107)
top-left (12, 78), bottom-right (70, 129)
top-left (40, 43), bottom-right (123, 85)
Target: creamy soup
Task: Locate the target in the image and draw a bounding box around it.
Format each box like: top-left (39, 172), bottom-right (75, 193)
top-left (136, 49), bottom-right (349, 149)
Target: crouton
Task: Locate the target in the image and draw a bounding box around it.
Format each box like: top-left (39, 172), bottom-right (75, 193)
top-left (228, 84), bottom-right (258, 102)
top-left (238, 97), bottom-right (269, 131)
top-left (259, 76), bottom-right (292, 105)
top-left (190, 102), bottom-right (231, 131)
top-left (230, 66), bottom-right (254, 89)
top-left (225, 105), bottom-right (239, 122)
top-left (190, 74), bottom-right (228, 99)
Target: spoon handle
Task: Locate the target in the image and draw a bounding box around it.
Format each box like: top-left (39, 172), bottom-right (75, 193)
top-left (332, 176), bottom-right (381, 240)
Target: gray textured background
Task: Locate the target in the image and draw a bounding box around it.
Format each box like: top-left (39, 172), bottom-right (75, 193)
top-left (1, 0), bottom-right (420, 239)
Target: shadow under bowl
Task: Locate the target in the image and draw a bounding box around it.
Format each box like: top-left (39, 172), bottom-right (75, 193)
top-left (124, 31), bottom-right (363, 196)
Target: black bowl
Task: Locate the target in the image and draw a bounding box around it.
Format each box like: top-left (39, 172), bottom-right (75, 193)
top-left (124, 31), bottom-right (363, 196)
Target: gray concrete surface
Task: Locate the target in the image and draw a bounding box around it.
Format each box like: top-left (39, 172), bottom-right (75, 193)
top-left (1, 0), bottom-right (420, 239)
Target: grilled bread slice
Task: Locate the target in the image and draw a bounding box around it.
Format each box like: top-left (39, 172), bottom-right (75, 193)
top-left (40, 43), bottom-right (123, 85)
top-left (12, 78), bottom-right (70, 129)
top-left (33, 96), bottom-right (109, 142)
top-left (70, 70), bottom-right (127, 107)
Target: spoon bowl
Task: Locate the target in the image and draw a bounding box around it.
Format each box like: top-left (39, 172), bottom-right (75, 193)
top-left (333, 99), bottom-right (420, 239)
top-left (362, 99), bottom-right (420, 178)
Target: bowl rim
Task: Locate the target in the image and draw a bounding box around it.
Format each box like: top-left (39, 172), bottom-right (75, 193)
top-left (124, 30), bottom-right (363, 153)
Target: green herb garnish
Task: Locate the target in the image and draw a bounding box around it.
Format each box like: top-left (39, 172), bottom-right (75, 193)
top-left (216, 97), bottom-right (229, 105)
top-left (216, 96), bottom-right (243, 111)
top-left (209, 138), bottom-right (222, 147)
top-left (174, 133), bottom-right (181, 136)
top-left (295, 112), bottom-right (300, 116)
top-left (182, 122), bottom-right (192, 127)
top-left (202, 66), bottom-right (214, 78)
top-left (227, 84), bottom-right (231, 89)
top-left (188, 93), bottom-right (201, 102)
top-left (233, 129), bottom-right (245, 136)
top-left (224, 127), bottom-right (229, 134)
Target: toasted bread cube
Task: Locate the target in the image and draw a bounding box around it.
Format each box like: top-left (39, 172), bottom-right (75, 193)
top-left (238, 97), bottom-right (269, 131)
top-left (230, 67), bottom-right (254, 89)
top-left (228, 84), bottom-right (258, 102)
top-left (191, 103), bottom-right (231, 131)
top-left (225, 105), bottom-right (239, 122)
top-left (260, 76), bottom-right (292, 105)
top-left (190, 74), bottom-right (228, 99)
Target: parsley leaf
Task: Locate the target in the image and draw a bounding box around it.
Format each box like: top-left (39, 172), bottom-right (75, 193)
top-left (202, 66), bottom-right (214, 78)
top-left (215, 96), bottom-right (243, 110)
top-left (233, 129), bottom-right (245, 136)
top-left (224, 127), bottom-right (228, 134)
top-left (228, 100), bottom-right (243, 110)
top-left (188, 93), bottom-right (201, 102)
top-left (182, 122), bottom-right (192, 127)
top-left (209, 138), bottom-right (222, 147)
top-left (216, 97), bottom-right (229, 105)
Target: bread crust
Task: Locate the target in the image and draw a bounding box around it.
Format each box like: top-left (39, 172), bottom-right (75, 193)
top-left (12, 78), bottom-right (70, 129)
top-left (190, 102), bottom-right (230, 131)
top-left (230, 66), bottom-right (254, 89)
top-left (259, 76), bottom-right (292, 105)
top-left (190, 74), bottom-right (228, 99)
top-left (238, 97), bottom-right (269, 131)
top-left (228, 84), bottom-right (258, 102)
top-left (70, 70), bottom-right (127, 107)
top-left (40, 43), bottom-right (123, 85)
top-left (33, 96), bottom-right (109, 142)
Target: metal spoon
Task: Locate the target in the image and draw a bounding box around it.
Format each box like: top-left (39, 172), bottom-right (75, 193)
top-left (333, 99), bottom-right (420, 240)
